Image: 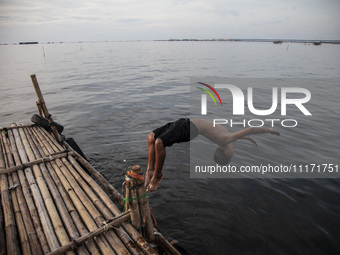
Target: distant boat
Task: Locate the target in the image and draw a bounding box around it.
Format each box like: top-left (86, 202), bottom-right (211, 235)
top-left (273, 40), bottom-right (282, 44)
top-left (313, 41), bottom-right (322, 45)
top-left (19, 42), bottom-right (39, 45)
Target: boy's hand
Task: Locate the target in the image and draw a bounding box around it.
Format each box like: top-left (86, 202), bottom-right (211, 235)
top-left (269, 128), bottom-right (280, 136)
top-left (243, 136), bottom-right (258, 146)
top-left (248, 137), bottom-right (258, 146)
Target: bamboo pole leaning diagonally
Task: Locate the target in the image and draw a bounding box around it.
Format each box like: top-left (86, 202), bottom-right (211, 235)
top-left (30, 74), bottom-right (62, 144)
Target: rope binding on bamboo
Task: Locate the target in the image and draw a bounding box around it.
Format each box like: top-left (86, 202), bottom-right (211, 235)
top-left (127, 170), bottom-right (145, 181)
top-left (124, 165), bottom-right (155, 241)
top-left (122, 193), bottom-right (148, 213)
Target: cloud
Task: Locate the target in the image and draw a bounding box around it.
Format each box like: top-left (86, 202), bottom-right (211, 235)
top-left (116, 19), bottom-right (147, 24)
top-left (0, 0), bottom-right (339, 43)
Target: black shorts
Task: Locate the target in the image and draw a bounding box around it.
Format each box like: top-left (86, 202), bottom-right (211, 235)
top-left (152, 118), bottom-right (199, 147)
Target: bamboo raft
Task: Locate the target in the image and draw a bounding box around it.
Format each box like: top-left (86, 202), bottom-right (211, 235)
top-left (0, 75), bottom-right (181, 255)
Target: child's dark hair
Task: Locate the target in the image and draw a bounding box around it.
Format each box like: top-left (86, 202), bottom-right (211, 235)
top-left (213, 147), bottom-right (231, 165)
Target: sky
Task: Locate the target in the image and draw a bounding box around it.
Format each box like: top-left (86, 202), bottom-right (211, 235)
top-left (0, 0), bottom-right (339, 43)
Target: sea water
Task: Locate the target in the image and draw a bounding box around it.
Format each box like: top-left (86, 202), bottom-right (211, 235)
top-left (1, 41), bottom-right (339, 254)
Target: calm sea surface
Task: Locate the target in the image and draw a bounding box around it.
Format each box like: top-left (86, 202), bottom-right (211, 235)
top-left (1, 41), bottom-right (340, 254)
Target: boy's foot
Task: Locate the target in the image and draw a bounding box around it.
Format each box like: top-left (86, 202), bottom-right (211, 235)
top-left (147, 173), bottom-right (163, 192)
top-left (145, 168), bottom-right (155, 186)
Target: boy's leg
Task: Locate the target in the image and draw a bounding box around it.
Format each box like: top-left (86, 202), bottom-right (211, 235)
top-left (147, 138), bottom-right (165, 192)
top-left (145, 132), bottom-right (156, 186)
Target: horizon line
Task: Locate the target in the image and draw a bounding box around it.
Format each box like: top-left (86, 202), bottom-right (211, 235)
top-left (1, 38), bottom-right (340, 45)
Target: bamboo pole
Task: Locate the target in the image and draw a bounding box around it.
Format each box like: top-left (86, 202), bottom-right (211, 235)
top-left (0, 133), bottom-right (20, 255)
top-left (34, 127), bottom-right (118, 255)
top-left (128, 165), bottom-right (155, 242)
top-left (51, 159), bottom-right (119, 254)
top-left (125, 175), bottom-right (141, 230)
top-left (0, 192), bottom-right (6, 255)
top-left (54, 157), bottom-right (129, 254)
top-left (8, 174), bottom-right (32, 255)
top-left (154, 233), bottom-right (181, 255)
top-left (124, 180), bottom-right (131, 213)
top-left (1, 130), bottom-right (44, 255)
top-left (11, 125), bottom-right (62, 252)
top-left (29, 127), bottom-right (100, 255)
top-left (35, 124), bottom-right (64, 154)
top-left (30, 74), bottom-right (61, 143)
top-left (17, 126), bottom-right (76, 254)
top-left (0, 124), bottom-right (35, 131)
top-left (47, 211), bottom-right (131, 255)
top-left (66, 151), bottom-right (158, 255)
top-left (64, 141), bottom-right (124, 206)
top-left (7, 128), bottom-right (50, 254)
top-left (0, 151), bottom-right (72, 175)
top-left (35, 127), bottom-right (138, 254)
top-left (34, 124), bottom-right (132, 254)
top-left (30, 125), bottom-right (100, 254)
top-left (24, 127), bottom-right (89, 255)
top-left (1, 131), bottom-right (31, 255)
top-left (39, 125), bottom-right (158, 254)
top-left (44, 162), bottom-right (101, 255)
top-left (62, 156), bottom-right (143, 255)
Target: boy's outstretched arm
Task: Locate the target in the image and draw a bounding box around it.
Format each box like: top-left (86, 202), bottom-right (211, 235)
top-left (227, 127), bottom-right (280, 144)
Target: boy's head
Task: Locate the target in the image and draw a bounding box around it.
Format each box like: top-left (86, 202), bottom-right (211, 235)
top-left (213, 144), bottom-right (234, 165)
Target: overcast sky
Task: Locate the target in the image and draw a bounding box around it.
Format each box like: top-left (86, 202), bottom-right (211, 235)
top-left (0, 0), bottom-right (339, 43)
